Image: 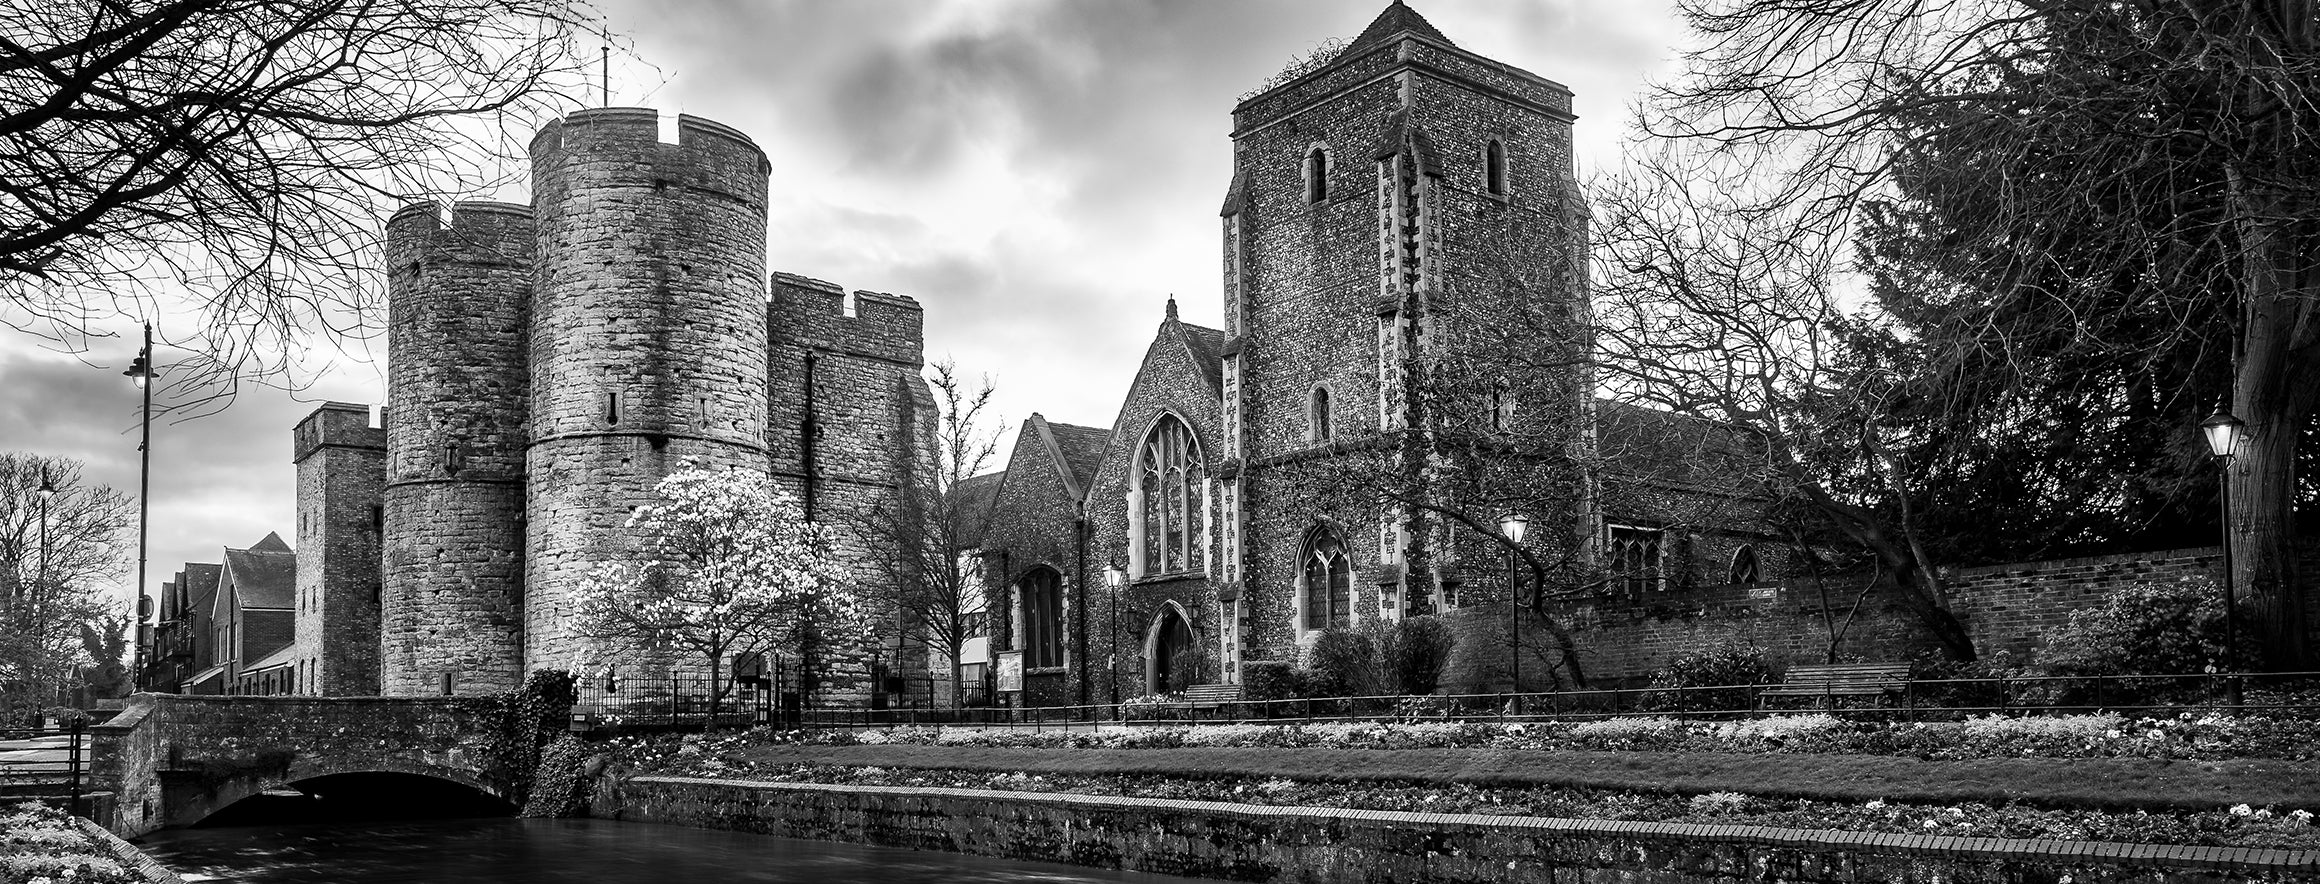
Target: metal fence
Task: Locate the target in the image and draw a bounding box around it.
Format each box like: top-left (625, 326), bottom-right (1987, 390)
top-left (0, 724), bottom-right (88, 815)
top-left (782, 670), bottom-right (2320, 729)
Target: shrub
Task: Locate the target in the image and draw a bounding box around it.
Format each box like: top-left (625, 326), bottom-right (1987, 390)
top-left (1394, 617), bottom-right (1455, 695)
top-left (1652, 641), bottom-right (1774, 689)
top-left (1242, 661), bottom-right (1300, 703)
top-left (519, 733), bottom-right (594, 818)
top-left (2036, 578), bottom-right (2233, 677)
top-left (1305, 629), bottom-right (1377, 697)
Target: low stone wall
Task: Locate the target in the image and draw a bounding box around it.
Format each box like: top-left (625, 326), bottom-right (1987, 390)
top-left (605, 776), bottom-right (2320, 883)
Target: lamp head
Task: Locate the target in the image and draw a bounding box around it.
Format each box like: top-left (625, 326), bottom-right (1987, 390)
top-left (2201, 410), bottom-right (2244, 459)
top-left (1103, 563), bottom-right (1124, 588)
top-left (123, 354), bottom-right (156, 388)
top-left (36, 467), bottom-right (55, 500)
top-left (1499, 512), bottom-right (1530, 544)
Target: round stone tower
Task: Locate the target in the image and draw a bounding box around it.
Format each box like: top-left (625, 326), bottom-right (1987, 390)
top-left (524, 108), bottom-right (772, 670)
top-left (381, 201), bottom-right (533, 696)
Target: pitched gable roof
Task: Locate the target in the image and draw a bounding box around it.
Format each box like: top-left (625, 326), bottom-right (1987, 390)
top-left (1349, 1), bottom-right (1454, 51)
top-left (949, 471), bottom-right (1005, 549)
top-left (180, 562), bottom-right (221, 615)
top-left (1179, 321), bottom-right (1225, 395)
top-left (220, 534), bottom-right (297, 610)
top-left (1595, 399), bottom-right (1771, 492)
top-left (1046, 422), bottom-right (1111, 495)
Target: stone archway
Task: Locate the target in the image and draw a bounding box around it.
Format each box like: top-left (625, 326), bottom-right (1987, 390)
top-left (1145, 603), bottom-right (1198, 694)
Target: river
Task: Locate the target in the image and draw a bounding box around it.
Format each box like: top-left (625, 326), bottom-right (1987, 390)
top-left (136, 816), bottom-right (1224, 883)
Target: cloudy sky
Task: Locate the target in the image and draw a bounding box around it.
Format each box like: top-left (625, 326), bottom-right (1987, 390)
top-left (0, 0), bottom-right (1686, 612)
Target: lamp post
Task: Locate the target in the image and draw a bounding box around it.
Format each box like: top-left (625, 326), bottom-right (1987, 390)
top-left (123, 323), bottom-right (156, 691)
top-left (2200, 409), bottom-right (2244, 706)
top-left (1498, 512), bottom-right (1529, 704)
top-left (1103, 563), bottom-right (1124, 707)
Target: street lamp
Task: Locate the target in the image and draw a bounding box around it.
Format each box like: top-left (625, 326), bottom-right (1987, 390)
top-left (123, 323), bottom-right (156, 691)
top-left (35, 467), bottom-right (54, 596)
top-left (1498, 512), bottom-right (1529, 703)
top-left (1103, 563), bottom-right (1124, 708)
top-left (2201, 409), bottom-right (2244, 704)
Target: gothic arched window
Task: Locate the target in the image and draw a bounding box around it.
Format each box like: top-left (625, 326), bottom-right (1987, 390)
top-left (1305, 145), bottom-right (1330, 203)
top-left (1135, 415), bottom-right (1205, 576)
top-left (1302, 529), bottom-right (1352, 631)
top-left (1019, 567), bottom-right (1065, 668)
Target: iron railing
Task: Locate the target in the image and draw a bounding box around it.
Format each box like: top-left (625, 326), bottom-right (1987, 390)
top-left (0, 723), bottom-right (87, 816)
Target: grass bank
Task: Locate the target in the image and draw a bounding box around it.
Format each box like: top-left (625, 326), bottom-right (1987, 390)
top-left (736, 744), bottom-right (2320, 812)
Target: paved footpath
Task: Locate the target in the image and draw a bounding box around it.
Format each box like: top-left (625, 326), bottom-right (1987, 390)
top-left (0, 734), bottom-right (84, 784)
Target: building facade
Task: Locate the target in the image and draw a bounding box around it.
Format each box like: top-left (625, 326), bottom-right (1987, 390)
top-left (962, 3), bottom-right (1790, 701)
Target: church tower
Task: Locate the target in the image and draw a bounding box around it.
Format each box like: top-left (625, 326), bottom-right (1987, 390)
top-left (1218, 2), bottom-right (1589, 676)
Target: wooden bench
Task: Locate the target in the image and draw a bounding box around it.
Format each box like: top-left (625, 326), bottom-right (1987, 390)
top-left (1182, 683), bottom-right (1244, 709)
top-left (1759, 663), bottom-right (1911, 706)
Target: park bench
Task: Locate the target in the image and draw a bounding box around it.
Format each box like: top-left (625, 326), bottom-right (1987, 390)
top-left (1181, 683), bottom-right (1244, 716)
top-left (1759, 663), bottom-right (1912, 707)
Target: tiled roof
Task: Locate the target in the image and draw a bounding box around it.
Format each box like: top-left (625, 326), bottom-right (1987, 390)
top-left (180, 562), bottom-right (222, 614)
top-left (1348, 1), bottom-right (1454, 50)
top-left (221, 536), bottom-right (297, 610)
top-left (950, 472), bottom-right (1005, 549)
top-left (1180, 322), bottom-right (1225, 394)
top-left (1595, 399), bottom-right (1769, 490)
top-left (1046, 422), bottom-right (1111, 494)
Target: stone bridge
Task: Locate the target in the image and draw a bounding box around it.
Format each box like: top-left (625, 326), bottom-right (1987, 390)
top-left (91, 694), bottom-right (516, 837)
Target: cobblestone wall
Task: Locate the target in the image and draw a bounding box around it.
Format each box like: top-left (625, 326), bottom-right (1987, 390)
top-left (382, 201), bottom-right (532, 695)
top-left (525, 109), bottom-right (773, 671)
top-left (1226, 20), bottom-right (1586, 673)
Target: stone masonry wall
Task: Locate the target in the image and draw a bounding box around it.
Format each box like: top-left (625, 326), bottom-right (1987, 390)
top-left (525, 109), bottom-right (773, 672)
top-left (765, 273), bottom-right (934, 701)
top-left (607, 776), bottom-right (2320, 884)
top-left (292, 403), bottom-right (384, 696)
top-left (381, 200), bottom-right (532, 696)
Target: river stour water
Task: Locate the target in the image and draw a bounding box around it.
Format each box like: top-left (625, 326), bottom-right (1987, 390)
top-left (137, 817), bottom-right (1225, 883)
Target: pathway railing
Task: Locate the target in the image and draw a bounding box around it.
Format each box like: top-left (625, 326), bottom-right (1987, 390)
top-left (781, 670), bottom-right (2320, 730)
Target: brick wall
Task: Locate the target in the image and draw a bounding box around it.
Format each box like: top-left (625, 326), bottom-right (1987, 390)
top-left (1547, 546), bottom-right (2252, 686)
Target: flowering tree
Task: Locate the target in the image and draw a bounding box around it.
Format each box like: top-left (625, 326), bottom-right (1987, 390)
top-left (574, 464), bottom-right (853, 715)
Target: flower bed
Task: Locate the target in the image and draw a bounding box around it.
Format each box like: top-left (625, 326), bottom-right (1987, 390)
top-left (806, 711), bottom-right (2319, 761)
top-left (0, 803), bottom-right (135, 884)
top-left (624, 753), bottom-right (2320, 851)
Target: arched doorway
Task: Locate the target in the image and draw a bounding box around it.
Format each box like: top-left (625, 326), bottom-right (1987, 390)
top-left (1147, 605), bottom-right (1198, 694)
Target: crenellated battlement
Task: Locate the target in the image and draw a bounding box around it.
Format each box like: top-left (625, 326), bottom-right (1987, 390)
top-left (293, 402), bottom-right (384, 465)
top-left (768, 272), bottom-right (925, 367)
top-left (529, 107), bottom-right (770, 180)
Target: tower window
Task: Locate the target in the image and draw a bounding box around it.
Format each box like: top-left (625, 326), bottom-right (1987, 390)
top-left (1486, 139), bottom-right (1508, 196)
top-left (1304, 145), bottom-right (1330, 203)
top-left (605, 392), bottom-right (619, 426)
top-left (1309, 386), bottom-right (1334, 443)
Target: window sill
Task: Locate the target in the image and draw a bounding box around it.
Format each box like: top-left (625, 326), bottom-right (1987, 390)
top-left (1132, 571), bottom-right (1206, 585)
